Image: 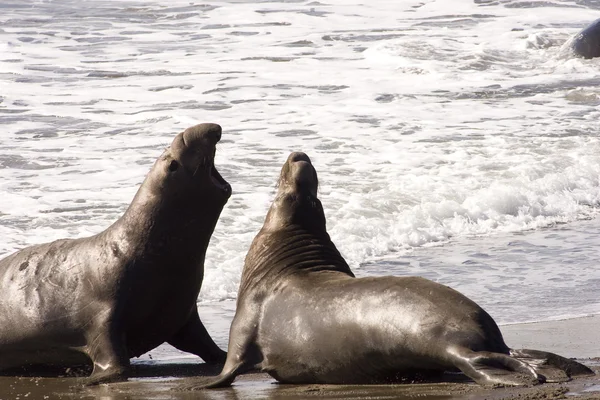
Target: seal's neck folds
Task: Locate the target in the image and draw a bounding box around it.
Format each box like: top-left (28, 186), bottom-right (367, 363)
top-left (239, 224), bottom-right (355, 296)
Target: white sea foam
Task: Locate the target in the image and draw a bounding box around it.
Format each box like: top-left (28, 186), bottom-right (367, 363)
top-left (1, 0), bottom-right (600, 332)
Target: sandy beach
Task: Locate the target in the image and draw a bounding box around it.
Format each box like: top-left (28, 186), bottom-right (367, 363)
top-left (1, 315), bottom-right (598, 400)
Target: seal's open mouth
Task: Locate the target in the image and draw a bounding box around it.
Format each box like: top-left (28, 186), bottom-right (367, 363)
top-left (210, 163), bottom-right (231, 197)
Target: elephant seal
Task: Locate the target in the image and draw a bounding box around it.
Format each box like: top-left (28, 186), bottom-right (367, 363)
top-left (564, 18), bottom-right (600, 59)
top-left (0, 123), bottom-right (231, 384)
top-left (197, 152), bottom-right (593, 388)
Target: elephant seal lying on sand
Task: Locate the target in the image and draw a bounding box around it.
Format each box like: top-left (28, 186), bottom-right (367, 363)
top-left (196, 151), bottom-right (593, 388)
top-left (0, 123), bottom-right (231, 384)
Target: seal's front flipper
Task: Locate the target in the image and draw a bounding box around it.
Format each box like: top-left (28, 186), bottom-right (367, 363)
top-left (510, 348), bottom-right (595, 382)
top-left (86, 362), bottom-right (127, 385)
top-left (85, 328), bottom-right (129, 385)
top-left (449, 347), bottom-right (540, 387)
top-left (168, 308), bottom-right (226, 364)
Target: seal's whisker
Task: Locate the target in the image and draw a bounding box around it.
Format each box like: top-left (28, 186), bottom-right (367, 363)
top-left (193, 163), bottom-right (201, 177)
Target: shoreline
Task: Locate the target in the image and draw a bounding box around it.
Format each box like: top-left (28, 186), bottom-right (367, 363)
top-left (2, 315), bottom-right (598, 400)
top-left (500, 314), bottom-right (600, 359)
top-left (500, 312), bottom-right (600, 327)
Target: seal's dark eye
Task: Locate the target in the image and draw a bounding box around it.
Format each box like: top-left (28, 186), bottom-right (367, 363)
top-left (169, 160), bottom-right (179, 172)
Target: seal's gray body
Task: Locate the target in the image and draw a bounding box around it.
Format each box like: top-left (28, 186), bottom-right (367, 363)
top-left (254, 274), bottom-right (505, 384)
top-left (567, 18), bottom-right (600, 59)
top-left (0, 123), bottom-right (231, 384)
top-left (200, 152), bottom-right (593, 388)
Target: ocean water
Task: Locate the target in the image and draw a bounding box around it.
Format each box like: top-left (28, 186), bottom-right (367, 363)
top-left (2, 0), bottom-right (600, 360)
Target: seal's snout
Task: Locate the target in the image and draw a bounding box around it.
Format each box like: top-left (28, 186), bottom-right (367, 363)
top-left (288, 152), bottom-right (311, 165)
top-left (170, 123), bottom-right (231, 199)
top-left (279, 152), bottom-right (318, 196)
top-left (170, 123), bottom-right (222, 157)
top-left (182, 123), bottom-right (222, 148)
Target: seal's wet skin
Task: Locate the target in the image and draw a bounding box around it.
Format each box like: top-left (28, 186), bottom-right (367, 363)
top-left (567, 18), bottom-right (600, 59)
top-left (192, 152), bottom-right (593, 389)
top-left (0, 123), bottom-right (231, 385)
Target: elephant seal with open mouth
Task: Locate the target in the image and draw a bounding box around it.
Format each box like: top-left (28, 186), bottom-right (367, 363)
top-left (197, 151), bottom-right (593, 388)
top-left (0, 123), bottom-right (231, 384)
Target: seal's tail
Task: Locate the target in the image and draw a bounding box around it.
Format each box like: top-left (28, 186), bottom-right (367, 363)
top-left (509, 348), bottom-right (595, 383)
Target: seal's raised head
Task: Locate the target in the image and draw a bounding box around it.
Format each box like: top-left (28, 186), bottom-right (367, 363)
top-left (149, 123), bottom-right (231, 201)
top-left (265, 152), bottom-right (324, 231)
top-left (277, 152), bottom-right (318, 197)
top-left (239, 151), bottom-right (352, 300)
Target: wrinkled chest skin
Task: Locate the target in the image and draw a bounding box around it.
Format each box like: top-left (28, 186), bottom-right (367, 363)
top-left (0, 123), bottom-right (231, 384)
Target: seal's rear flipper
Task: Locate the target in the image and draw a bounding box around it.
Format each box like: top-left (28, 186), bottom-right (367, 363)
top-left (449, 347), bottom-right (541, 387)
top-left (175, 361), bottom-right (247, 391)
top-left (202, 368), bottom-right (240, 389)
top-left (510, 348), bottom-right (595, 382)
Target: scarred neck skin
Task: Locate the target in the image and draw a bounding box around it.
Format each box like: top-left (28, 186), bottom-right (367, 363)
top-left (100, 151), bottom-right (225, 271)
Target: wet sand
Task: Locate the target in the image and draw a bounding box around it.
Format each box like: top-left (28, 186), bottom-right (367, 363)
top-left (1, 315), bottom-right (599, 400)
